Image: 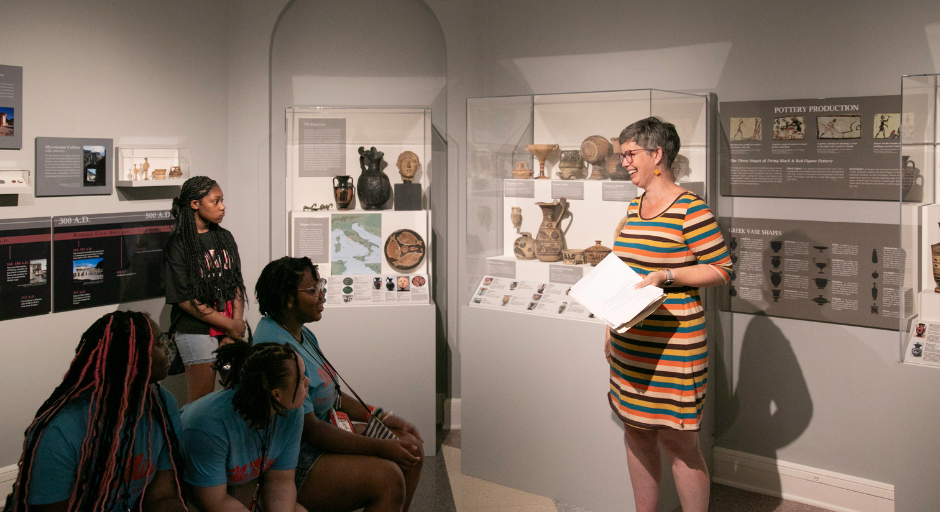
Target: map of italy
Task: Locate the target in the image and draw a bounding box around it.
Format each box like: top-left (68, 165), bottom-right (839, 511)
top-left (330, 214), bottom-right (382, 275)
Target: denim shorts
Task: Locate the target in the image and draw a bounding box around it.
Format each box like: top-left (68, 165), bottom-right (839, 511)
top-left (294, 442), bottom-right (326, 489)
top-left (174, 333), bottom-right (218, 365)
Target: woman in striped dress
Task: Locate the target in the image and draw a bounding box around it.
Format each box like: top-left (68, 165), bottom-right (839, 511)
top-left (605, 117), bottom-right (732, 512)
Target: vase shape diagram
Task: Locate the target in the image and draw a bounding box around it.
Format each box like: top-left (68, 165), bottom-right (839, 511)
top-left (730, 253), bottom-right (738, 264)
top-left (813, 257), bottom-right (830, 274)
top-left (770, 240), bottom-right (783, 253)
top-left (771, 289), bottom-right (781, 302)
top-left (729, 286), bottom-right (737, 297)
top-left (814, 278), bottom-right (828, 290)
top-left (872, 282), bottom-right (878, 300)
top-left (813, 246), bottom-right (828, 253)
top-left (872, 248), bottom-right (878, 264)
top-left (771, 256), bottom-right (781, 268)
top-left (730, 237), bottom-right (737, 250)
top-left (333, 175), bottom-right (355, 210)
top-left (534, 199), bottom-right (571, 262)
top-left (770, 271), bottom-right (782, 288)
top-left (813, 295), bottom-right (829, 306)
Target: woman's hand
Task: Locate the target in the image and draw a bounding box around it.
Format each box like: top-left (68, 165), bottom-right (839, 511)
top-left (226, 318), bottom-right (247, 341)
top-left (377, 438), bottom-right (421, 468)
top-left (634, 269), bottom-right (667, 289)
top-left (383, 415), bottom-right (424, 444)
top-left (605, 326), bottom-right (612, 364)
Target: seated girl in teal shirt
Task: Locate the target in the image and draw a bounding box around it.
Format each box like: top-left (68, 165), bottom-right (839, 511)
top-left (6, 311), bottom-right (186, 512)
top-left (181, 342), bottom-right (307, 512)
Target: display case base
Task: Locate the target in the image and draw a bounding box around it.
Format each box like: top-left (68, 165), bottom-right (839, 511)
top-left (394, 183), bottom-right (422, 211)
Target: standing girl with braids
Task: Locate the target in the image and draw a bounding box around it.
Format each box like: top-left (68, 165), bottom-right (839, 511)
top-left (165, 175), bottom-right (248, 403)
top-left (4, 311), bottom-right (186, 512)
top-left (180, 342), bottom-right (306, 512)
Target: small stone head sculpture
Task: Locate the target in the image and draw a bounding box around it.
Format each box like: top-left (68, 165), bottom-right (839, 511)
top-left (397, 151), bottom-right (420, 183)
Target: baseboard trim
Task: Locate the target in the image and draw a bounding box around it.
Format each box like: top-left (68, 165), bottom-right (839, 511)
top-left (1, 464), bottom-right (17, 501)
top-left (712, 447), bottom-right (894, 512)
top-left (443, 398), bottom-right (461, 430)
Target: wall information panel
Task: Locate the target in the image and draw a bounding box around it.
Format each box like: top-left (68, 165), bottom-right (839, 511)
top-left (0, 217), bottom-right (51, 320)
top-left (52, 211), bottom-right (173, 312)
top-left (720, 95), bottom-right (906, 200)
top-left (719, 217), bottom-right (900, 329)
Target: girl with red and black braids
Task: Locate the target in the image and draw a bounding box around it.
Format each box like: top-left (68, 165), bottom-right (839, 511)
top-left (164, 176), bottom-right (247, 403)
top-left (4, 311), bottom-right (186, 512)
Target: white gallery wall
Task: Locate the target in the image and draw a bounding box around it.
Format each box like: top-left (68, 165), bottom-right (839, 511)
top-left (0, 0), bottom-right (230, 467)
top-left (3, 0), bottom-right (940, 509)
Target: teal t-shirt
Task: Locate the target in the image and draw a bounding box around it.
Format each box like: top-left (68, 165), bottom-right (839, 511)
top-left (26, 385), bottom-right (182, 509)
top-left (180, 387), bottom-right (303, 487)
top-left (254, 316), bottom-right (338, 421)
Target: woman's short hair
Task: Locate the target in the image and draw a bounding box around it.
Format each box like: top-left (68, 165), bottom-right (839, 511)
top-left (255, 256), bottom-right (318, 318)
top-left (618, 117), bottom-right (681, 171)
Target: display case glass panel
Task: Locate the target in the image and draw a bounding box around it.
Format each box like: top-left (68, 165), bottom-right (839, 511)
top-left (0, 169), bottom-right (31, 194)
top-left (465, 90), bottom-right (710, 318)
top-left (285, 107), bottom-right (435, 306)
top-left (900, 74), bottom-right (940, 365)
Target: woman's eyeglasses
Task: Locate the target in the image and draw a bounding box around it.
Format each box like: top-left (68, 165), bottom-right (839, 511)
top-left (298, 278), bottom-right (328, 296)
top-left (620, 149), bottom-right (651, 163)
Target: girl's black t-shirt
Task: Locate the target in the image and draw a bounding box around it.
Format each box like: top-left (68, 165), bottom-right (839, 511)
top-left (163, 227), bottom-right (241, 335)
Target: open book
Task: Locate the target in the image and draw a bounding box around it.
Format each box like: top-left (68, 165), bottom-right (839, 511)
top-left (568, 252), bottom-right (667, 334)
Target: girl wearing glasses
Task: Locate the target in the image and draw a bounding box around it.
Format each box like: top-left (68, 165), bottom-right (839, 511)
top-left (164, 176), bottom-right (248, 403)
top-left (253, 256), bottom-right (424, 512)
top-left (606, 117), bottom-right (732, 512)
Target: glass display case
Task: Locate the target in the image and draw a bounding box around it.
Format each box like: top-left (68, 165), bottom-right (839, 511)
top-left (285, 107), bottom-right (436, 307)
top-left (465, 90), bottom-right (710, 318)
top-left (0, 169), bottom-right (31, 194)
top-left (115, 147), bottom-right (190, 187)
top-left (900, 74), bottom-right (939, 365)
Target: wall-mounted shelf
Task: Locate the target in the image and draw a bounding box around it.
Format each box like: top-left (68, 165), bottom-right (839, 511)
top-left (115, 147), bottom-right (190, 188)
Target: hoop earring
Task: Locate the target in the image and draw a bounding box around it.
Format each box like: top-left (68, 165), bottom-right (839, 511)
top-left (653, 168), bottom-right (661, 176)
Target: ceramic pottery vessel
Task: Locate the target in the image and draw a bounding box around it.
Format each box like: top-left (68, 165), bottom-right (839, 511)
top-left (932, 228), bottom-right (940, 293)
top-left (562, 249), bottom-right (585, 265)
top-left (556, 150), bottom-right (587, 180)
top-left (580, 135), bottom-right (611, 180)
top-left (511, 161), bottom-right (533, 179)
top-left (333, 176), bottom-right (355, 210)
top-left (152, 169), bottom-right (167, 180)
top-left (397, 150), bottom-right (420, 183)
top-left (584, 240), bottom-right (612, 266)
top-left (606, 138), bottom-right (630, 180)
top-left (513, 232), bottom-right (537, 260)
top-left (525, 144), bottom-right (559, 179)
top-left (510, 206), bottom-right (522, 229)
top-left (384, 228), bottom-right (426, 272)
top-left (168, 166), bottom-right (183, 179)
top-left (535, 199), bottom-right (571, 262)
top-left (356, 146), bottom-right (391, 210)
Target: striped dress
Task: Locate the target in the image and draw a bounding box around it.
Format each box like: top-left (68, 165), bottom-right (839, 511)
top-left (608, 192), bottom-right (732, 431)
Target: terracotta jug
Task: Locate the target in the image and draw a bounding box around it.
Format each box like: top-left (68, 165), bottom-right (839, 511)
top-left (534, 199), bottom-right (572, 262)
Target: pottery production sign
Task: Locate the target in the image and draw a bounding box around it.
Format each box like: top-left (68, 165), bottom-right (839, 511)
top-left (0, 217), bottom-right (51, 320)
top-left (469, 275), bottom-right (600, 322)
top-left (52, 211), bottom-right (173, 312)
top-left (903, 319), bottom-right (940, 367)
top-left (0, 65), bottom-right (23, 150)
top-left (298, 118), bottom-right (346, 178)
top-left (720, 95), bottom-right (907, 201)
top-left (718, 217), bottom-right (900, 330)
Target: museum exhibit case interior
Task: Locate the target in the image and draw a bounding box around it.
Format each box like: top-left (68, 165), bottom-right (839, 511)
top-left (900, 75), bottom-right (939, 364)
top-left (461, 89), bottom-right (713, 512)
top-left (0, 169), bottom-right (31, 194)
top-left (280, 106), bottom-right (441, 442)
top-left (115, 147), bottom-right (190, 187)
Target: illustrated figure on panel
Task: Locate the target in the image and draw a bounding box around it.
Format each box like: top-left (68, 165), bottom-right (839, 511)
top-left (252, 257), bottom-right (425, 512)
top-left (4, 311), bottom-right (187, 512)
top-left (180, 342), bottom-right (306, 512)
top-left (605, 117), bottom-right (732, 512)
top-left (164, 176), bottom-right (248, 404)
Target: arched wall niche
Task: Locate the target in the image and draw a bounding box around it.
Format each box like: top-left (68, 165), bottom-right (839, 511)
top-left (270, 0), bottom-right (447, 255)
top-left (268, 0), bottom-right (449, 405)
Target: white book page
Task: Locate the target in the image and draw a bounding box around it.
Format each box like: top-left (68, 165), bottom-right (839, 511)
top-left (569, 253), bottom-right (665, 328)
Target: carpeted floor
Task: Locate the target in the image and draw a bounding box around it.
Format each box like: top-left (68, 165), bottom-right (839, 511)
top-left (404, 428), bottom-right (833, 512)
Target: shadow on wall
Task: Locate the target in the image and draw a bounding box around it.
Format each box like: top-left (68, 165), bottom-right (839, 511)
top-left (713, 315), bottom-right (814, 500)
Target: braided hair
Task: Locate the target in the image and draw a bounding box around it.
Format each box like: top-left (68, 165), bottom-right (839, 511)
top-left (255, 256), bottom-right (318, 320)
top-left (213, 342), bottom-right (302, 430)
top-left (167, 176), bottom-right (246, 311)
top-left (6, 311), bottom-right (186, 512)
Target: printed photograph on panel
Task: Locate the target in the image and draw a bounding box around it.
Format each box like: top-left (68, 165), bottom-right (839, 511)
top-left (73, 257), bottom-right (104, 281)
top-left (29, 259), bottom-right (48, 284)
top-left (0, 107), bottom-right (14, 137)
top-left (873, 113), bottom-right (900, 139)
top-left (730, 117), bottom-right (762, 141)
top-left (772, 116), bottom-right (805, 140)
top-left (816, 115), bottom-right (861, 139)
top-left (83, 145), bottom-right (107, 187)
